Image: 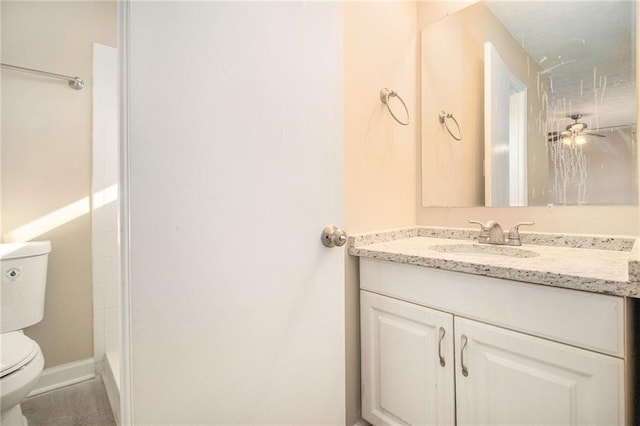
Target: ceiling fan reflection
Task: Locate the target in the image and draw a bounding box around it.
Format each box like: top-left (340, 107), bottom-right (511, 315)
top-left (547, 113), bottom-right (606, 144)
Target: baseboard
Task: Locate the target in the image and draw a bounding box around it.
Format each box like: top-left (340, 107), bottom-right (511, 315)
top-left (28, 358), bottom-right (95, 397)
top-left (102, 353), bottom-right (121, 425)
top-left (353, 419), bottom-right (371, 426)
top-left (95, 358), bottom-right (105, 374)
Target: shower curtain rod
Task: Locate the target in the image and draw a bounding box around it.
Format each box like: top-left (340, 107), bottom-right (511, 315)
top-left (1, 62), bottom-right (84, 90)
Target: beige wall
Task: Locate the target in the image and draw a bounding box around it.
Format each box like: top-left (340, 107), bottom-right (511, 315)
top-left (416, 1), bottom-right (639, 236)
top-left (420, 2), bottom-right (484, 206)
top-left (1, 1), bottom-right (117, 368)
top-left (344, 3), bottom-right (418, 234)
top-left (344, 1), bottom-right (418, 424)
top-left (421, 1), bottom-right (547, 207)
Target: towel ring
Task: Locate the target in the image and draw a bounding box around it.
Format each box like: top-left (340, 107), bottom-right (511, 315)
top-left (380, 88), bottom-right (410, 126)
top-left (439, 111), bottom-right (462, 141)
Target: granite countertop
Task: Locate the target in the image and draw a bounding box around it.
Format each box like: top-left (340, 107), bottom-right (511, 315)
top-left (348, 226), bottom-right (640, 298)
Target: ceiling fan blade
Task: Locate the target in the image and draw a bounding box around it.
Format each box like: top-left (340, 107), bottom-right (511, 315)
top-left (585, 132), bottom-right (606, 137)
top-left (547, 130), bottom-right (574, 142)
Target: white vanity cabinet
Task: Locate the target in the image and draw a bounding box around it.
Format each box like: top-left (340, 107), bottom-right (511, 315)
top-left (360, 258), bottom-right (626, 426)
top-left (361, 291), bottom-right (455, 425)
top-left (455, 317), bottom-right (624, 425)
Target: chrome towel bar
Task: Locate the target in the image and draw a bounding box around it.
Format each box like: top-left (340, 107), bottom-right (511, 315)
top-left (1, 62), bottom-right (84, 90)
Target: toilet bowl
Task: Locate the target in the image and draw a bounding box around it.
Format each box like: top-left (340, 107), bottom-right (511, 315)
top-left (0, 241), bottom-right (51, 426)
top-left (1, 332), bottom-right (44, 426)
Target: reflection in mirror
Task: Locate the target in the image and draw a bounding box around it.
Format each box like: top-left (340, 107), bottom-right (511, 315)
top-left (485, 41), bottom-right (529, 206)
top-left (421, 1), bottom-right (637, 207)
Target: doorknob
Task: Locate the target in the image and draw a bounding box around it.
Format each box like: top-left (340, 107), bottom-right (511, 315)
top-left (321, 225), bottom-right (347, 248)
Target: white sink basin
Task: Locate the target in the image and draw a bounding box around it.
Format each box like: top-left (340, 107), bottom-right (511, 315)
top-left (429, 243), bottom-right (539, 259)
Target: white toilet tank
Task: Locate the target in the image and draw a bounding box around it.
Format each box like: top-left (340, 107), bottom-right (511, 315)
top-left (1, 241), bottom-right (51, 333)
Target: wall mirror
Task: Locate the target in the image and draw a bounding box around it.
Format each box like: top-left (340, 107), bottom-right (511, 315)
top-left (421, 1), bottom-right (637, 207)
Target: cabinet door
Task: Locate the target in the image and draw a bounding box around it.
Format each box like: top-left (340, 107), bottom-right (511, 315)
top-left (455, 317), bottom-right (625, 425)
top-left (361, 291), bottom-right (455, 426)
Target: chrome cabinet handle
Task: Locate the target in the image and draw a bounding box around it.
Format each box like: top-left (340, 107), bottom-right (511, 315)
top-left (461, 335), bottom-right (469, 377)
top-left (438, 327), bottom-right (446, 367)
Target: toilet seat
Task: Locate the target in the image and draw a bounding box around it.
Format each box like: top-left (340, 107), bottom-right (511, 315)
top-left (0, 332), bottom-right (39, 378)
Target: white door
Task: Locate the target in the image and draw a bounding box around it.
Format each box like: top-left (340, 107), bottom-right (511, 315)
top-left (484, 42), bottom-right (527, 207)
top-left (454, 317), bottom-right (625, 425)
top-left (123, 3), bottom-right (345, 425)
top-left (361, 291), bottom-right (455, 426)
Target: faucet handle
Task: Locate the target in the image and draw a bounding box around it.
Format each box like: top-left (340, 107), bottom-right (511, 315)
top-left (507, 222), bottom-right (534, 246)
top-left (468, 220), bottom-right (490, 242)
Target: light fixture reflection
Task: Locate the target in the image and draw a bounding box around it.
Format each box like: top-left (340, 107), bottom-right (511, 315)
top-left (562, 133), bottom-right (588, 147)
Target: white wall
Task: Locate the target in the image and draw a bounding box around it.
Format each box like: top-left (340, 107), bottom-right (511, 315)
top-left (125, 2), bottom-right (345, 424)
top-left (92, 43), bottom-right (120, 376)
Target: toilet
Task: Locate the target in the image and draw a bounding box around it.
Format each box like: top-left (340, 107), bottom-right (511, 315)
top-left (1, 241), bottom-right (51, 426)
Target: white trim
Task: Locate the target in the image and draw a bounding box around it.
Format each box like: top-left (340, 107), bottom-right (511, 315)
top-left (95, 358), bottom-right (105, 374)
top-left (103, 354), bottom-right (121, 425)
top-left (508, 81), bottom-right (528, 207)
top-left (118, 1), bottom-right (134, 425)
top-left (484, 41), bottom-right (528, 207)
top-left (28, 358), bottom-right (95, 397)
top-left (352, 420), bottom-right (371, 426)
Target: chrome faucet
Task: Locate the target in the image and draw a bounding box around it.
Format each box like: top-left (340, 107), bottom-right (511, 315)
top-left (468, 220), bottom-right (534, 246)
top-left (469, 220), bottom-right (505, 244)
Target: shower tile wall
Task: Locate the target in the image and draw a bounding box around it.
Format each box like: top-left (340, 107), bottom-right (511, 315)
top-left (91, 44), bottom-right (120, 373)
